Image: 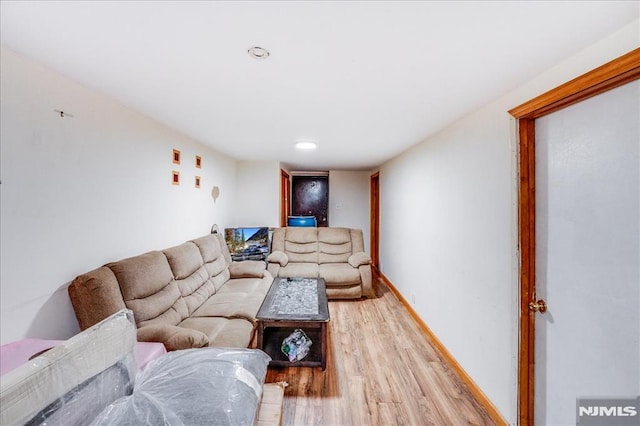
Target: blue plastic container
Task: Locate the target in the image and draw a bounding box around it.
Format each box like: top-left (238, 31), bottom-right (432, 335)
top-left (287, 216), bottom-right (317, 227)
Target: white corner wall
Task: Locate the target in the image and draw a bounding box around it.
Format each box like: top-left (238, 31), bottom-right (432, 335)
top-left (0, 46), bottom-right (238, 344)
top-left (233, 160), bottom-right (281, 228)
top-left (378, 20), bottom-right (639, 424)
top-left (329, 170), bottom-right (371, 253)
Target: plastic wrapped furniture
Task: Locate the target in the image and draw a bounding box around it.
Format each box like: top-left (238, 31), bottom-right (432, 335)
top-left (0, 310), bottom-right (136, 425)
top-left (0, 309), bottom-right (285, 426)
top-left (91, 347), bottom-right (272, 426)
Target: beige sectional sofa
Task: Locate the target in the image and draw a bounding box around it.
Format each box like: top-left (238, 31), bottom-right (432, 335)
top-left (267, 227), bottom-right (374, 299)
top-left (69, 233), bottom-right (272, 350)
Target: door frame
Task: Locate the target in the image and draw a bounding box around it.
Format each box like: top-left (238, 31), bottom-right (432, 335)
top-left (509, 48), bottom-right (640, 425)
top-left (280, 169), bottom-right (290, 227)
top-left (370, 172), bottom-right (380, 271)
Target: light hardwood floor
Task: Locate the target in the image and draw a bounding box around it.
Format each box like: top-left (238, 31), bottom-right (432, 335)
top-left (265, 279), bottom-right (496, 426)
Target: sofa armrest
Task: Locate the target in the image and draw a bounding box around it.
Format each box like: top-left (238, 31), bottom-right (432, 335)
top-left (137, 325), bottom-right (209, 351)
top-left (348, 252), bottom-right (371, 268)
top-left (358, 264), bottom-right (376, 298)
top-left (267, 263), bottom-right (280, 278)
top-left (68, 267), bottom-right (128, 331)
top-left (229, 260), bottom-right (267, 278)
top-left (267, 251), bottom-right (288, 267)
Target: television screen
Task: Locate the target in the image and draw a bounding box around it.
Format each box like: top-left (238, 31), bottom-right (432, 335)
top-left (224, 227), bottom-right (270, 261)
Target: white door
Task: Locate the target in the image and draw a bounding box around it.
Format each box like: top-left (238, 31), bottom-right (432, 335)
top-left (534, 80), bottom-right (639, 425)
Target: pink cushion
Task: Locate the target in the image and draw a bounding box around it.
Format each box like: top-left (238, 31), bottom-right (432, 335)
top-left (0, 338), bottom-right (167, 376)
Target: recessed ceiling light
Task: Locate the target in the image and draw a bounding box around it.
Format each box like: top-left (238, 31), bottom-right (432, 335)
top-left (248, 46), bottom-right (269, 59)
top-left (295, 141), bottom-right (317, 150)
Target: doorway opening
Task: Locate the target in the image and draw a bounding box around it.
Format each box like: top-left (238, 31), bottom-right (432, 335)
top-left (370, 172), bottom-right (380, 273)
top-left (290, 172), bottom-right (329, 227)
top-left (509, 48), bottom-right (639, 425)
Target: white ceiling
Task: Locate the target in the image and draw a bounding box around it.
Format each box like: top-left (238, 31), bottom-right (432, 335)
top-left (1, 1), bottom-right (638, 171)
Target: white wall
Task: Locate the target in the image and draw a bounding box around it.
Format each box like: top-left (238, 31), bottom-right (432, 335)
top-left (378, 20), bottom-right (639, 424)
top-left (329, 170), bottom-right (370, 253)
top-left (0, 46), bottom-right (238, 344)
top-left (233, 160), bottom-right (281, 228)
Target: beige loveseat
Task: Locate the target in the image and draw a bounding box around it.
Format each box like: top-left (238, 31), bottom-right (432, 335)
top-left (267, 227), bottom-right (374, 299)
top-left (69, 233), bottom-right (272, 350)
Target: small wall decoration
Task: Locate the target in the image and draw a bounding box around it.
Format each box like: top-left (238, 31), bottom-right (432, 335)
top-left (172, 170), bottom-right (180, 185)
top-left (195, 155), bottom-right (202, 168)
top-left (172, 149), bottom-right (181, 165)
top-left (211, 186), bottom-right (220, 203)
top-left (195, 176), bottom-right (201, 188)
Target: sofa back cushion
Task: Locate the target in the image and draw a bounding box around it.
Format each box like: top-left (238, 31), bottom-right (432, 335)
top-left (163, 242), bottom-right (216, 316)
top-left (191, 234), bottom-right (231, 292)
top-left (318, 227), bottom-right (353, 264)
top-left (213, 232), bottom-right (233, 266)
top-left (350, 228), bottom-right (366, 253)
top-left (108, 251), bottom-right (186, 327)
top-left (283, 227), bottom-right (318, 263)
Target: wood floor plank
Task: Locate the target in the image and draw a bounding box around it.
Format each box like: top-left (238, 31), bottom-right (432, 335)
top-left (265, 279), bottom-right (497, 425)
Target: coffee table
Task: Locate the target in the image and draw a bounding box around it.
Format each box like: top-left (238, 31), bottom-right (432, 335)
top-left (256, 277), bottom-right (330, 370)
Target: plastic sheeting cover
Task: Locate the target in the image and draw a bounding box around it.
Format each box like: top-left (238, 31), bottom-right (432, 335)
top-left (91, 347), bottom-right (271, 426)
top-left (0, 309), bottom-right (137, 426)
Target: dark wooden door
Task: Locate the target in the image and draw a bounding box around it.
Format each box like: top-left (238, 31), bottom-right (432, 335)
top-left (291, 175), bottom-right (329, 227)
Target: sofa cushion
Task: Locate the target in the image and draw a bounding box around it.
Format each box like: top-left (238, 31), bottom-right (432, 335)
top-left (178, 317), bottom-right (255, 347)
top-left (349, 228), bottom-right (366, 253)
top-left (163, 242), bottom-right (203, 280)
top-left (229, 261), bottom-right (267, 279)
top-left (214, 232), bottom-right (233, 265)
top-left (284, 241), bottom-right (318, 263)
top-left (191, 234), bottom-right (231, 292)
top-left (163, 242), bottom-right (217, 315)
top-left (191, 234), bottom-right (222, 263)
top-left (206, 257), bottom-right (231, 292)
top-left (318, 242), bottom-right (352, 264)
top-left (277, 262), bottom-right (319, 278)
top-left (319, 263), bottom-right (361, 286)
top-left (108, 252), bottom-right (187, 325)
top-left (318, 227), bottom-right (351, 244)
top-left (193, 276), bottom-right (271, 321)
top-left (318, 228), bottom-right (353, 263)
top-left (285, 227), bottom-right (318, 244)
top-left (137, 324), bottom-right (209, 351)
top-left (266, 250), bottom-right (288, 267)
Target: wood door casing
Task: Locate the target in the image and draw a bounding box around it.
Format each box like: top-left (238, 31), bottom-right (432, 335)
top-left (280, 169), bottom-right (290, 227)
top-left (509, 48), bottom-right (640, 425)
top-left (370, 172), bottom-right (380, 270)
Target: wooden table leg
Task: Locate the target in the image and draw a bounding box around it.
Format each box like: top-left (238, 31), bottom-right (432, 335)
top-left (321, 322), bottom-right (327, 371)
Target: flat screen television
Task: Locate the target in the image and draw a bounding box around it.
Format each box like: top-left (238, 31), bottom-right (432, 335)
top-left (224, 227), bottom-right (270, 261)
